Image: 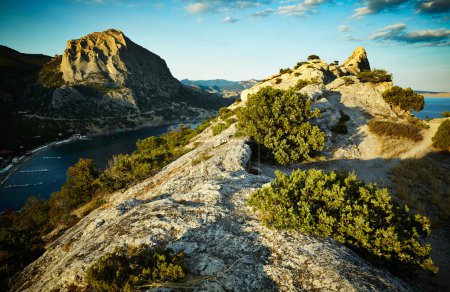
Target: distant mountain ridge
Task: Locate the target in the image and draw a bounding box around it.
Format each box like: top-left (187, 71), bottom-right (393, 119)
top-left (181, 79), bottom-right (258, 98)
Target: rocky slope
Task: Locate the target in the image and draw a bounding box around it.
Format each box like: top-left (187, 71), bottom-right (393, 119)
top-left (14, 122), bottom-right (411, 292)
top-left (14, 47), bottom-right (443, 291)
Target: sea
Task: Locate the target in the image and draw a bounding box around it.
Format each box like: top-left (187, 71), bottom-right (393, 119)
top-left (413, 97), bottom-right (450, 119)
top-left (0, 123), bottom-right (180, 211)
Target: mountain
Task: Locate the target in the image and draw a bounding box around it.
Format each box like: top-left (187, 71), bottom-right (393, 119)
top-left (181, 79), bottom-right (258, 98)
top-left (0, 29), bottom-right (228, 155)
top-left (15, 47), bottom-right (448, 291)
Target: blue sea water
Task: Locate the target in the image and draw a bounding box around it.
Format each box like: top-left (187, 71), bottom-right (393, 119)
top-left (413, 97), bottom-right (450, 119)
top-left (0, 124), bottom-right (179, 211)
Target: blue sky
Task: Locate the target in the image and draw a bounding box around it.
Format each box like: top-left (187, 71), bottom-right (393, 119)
top-left (1, 0), bottom-right (449, 91)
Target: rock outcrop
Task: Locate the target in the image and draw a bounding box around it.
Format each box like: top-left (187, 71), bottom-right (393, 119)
top-left (341, 47), bottom-right (371, 74)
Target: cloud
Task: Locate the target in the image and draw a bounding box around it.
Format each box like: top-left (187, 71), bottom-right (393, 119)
top-left (337, 24), bottom-right (353, 32)
top-left (186, 2), bottom-right (210, 14)
top-left (223, 16), bottom-right (239, 23)
top-left (250, 8), bottom-right (274, 17)
top-left (369, 23), bottom-right (450, 46)
top-left (416, 0), bottom-right (450, 14)
top-left (343, 35), bottom-right (363, 41)
top-left (278, 0), bottom-right (331, 16)
top-left (351, 0), bottom-right (411, 18)
top-left (184, 0), bottom-right (271, 14)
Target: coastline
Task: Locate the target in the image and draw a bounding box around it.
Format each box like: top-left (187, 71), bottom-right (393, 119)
top-left (0, 118), bottom-right (201, 186)
top-left (423, 93), bottom-right (450, 98)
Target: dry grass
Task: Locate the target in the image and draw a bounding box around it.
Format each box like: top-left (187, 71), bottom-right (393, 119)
top-left (389, 153), bottom-right (450, 224)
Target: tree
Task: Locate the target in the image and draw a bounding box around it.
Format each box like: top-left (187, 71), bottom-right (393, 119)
top-left (49, 158), bottom-right (99, 225)
top-left (237, 87), bottom-right (324, 165)
top-left (307, 54), bottom-right (320, 60)
top-left (357, 69), bottom-right (392, 83)
top-left (382, 86), bottom-right (424, 116)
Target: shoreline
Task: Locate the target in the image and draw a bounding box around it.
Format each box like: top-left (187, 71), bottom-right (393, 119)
top-left (0, 118), bottom-right (200, 186)
top-left (423, 93), bottom-right (450, 98)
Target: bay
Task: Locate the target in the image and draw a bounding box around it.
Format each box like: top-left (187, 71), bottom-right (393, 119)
top-left (413, 97), bottom-right (450, 119)
top-left (0, 123), bottom-right (180, 211)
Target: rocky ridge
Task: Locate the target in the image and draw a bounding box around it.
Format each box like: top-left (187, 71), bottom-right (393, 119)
top-left (15, 47), bottom-right (439, 291)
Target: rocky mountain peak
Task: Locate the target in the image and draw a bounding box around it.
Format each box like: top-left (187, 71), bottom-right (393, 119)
top-left (341, 46), bottom-right (371, 75)
top-left (60, 28), bottom-right (176, 91)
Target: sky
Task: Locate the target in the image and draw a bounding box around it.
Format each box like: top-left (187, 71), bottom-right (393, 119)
top-left (0, 0), bottom-right (449, 91)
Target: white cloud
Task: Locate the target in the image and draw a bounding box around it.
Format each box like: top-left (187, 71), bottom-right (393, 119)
top-left (186, 2), bottom-right (209, 14)
top-left (369, 23), bottom-right (450, 46)
top-left (337, 24), bottom-right (353, 32)
top-left (278, 0), bottom-right (331, 16)
top-left (223, 16), bottom-right (239, 23)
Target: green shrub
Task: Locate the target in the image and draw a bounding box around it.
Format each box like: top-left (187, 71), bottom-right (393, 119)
top-left (85, 245), bottom-right (187, 291)
top-left (307, 55), bottom-right (320, 60)
top-left (294, 61), bottom-right (307, 69)
top-left (275, 78), bottom-right (282, 84)
top-left (294, 72), bottom-right (301, 77)
top-left (237, 87), bottom-right (324, 165)
top-left (279, 68), bottom-right (292, 74)
top-left (49, 158), bottom-right (100, 226)
top-left (357, 69), bottom-right (392, 83)
top-left (441, 111), bottom-right (450, 118)
top-left (235, 97), bottom-right (242, 103)
top-left (342, 77), bottom-right (355, 86)
top-left (432, 119), bottom-right (450, 151)
top-left (211, 123), bottom-right (228, 136)
top-left (382, 86), bottom-right (424, 115)
top-left (331, 110), bottom-right (350, 134)
top-left (368, 120), bottom-right (423, 141)
top-left (248, 169), bottom-right (437, 273)
top-left (294, 79), bottom-right (311, 91)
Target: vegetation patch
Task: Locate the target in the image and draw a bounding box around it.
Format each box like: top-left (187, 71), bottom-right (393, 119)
top-left (432, 119), bottom-right (450, 151)
top-left (294, 61), bottom-right (307, 69)
top-left (248, 169), bottom-right (437, 274)
top-left (442, 111), bottom-right (450, 118)
top-left (368, 120), bottom-right (423, 142)
top-left (237, 86), bottom-right (324, 165)
top-left (274, 78), bottom-right (282, 84)
top-left (293, 79), bottom-right (311, 91)
top-left (342, 77), bottom-right (355, 86)
top-left (382, 86), bottom-right (424, 116)
top-left (85, 245), bottom-right (187, 291)
top-left (357, 69), bottom-right (392, 83)
top-left (279, 68), bottom-right (292, 74)
top-left (307, 55), bottom-right (320, 60)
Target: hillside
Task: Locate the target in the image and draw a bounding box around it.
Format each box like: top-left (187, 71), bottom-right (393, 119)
top-left (13, 47), bottom-right (450, 291)
top-left (0, 30), bottom-right (229, 155)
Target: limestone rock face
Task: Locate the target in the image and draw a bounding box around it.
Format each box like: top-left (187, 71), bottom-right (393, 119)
top-left (341, 47), bottom-right (371, 74)
top-left (59, 29), bottom-right (180, 106)
top-left (43, 29), bottom-right (228, 121)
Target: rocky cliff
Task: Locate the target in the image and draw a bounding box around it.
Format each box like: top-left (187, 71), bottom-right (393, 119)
top-left (13, 47), bottom-right (434, 291)
top-left (52, 29), bottom-right (225, 117)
